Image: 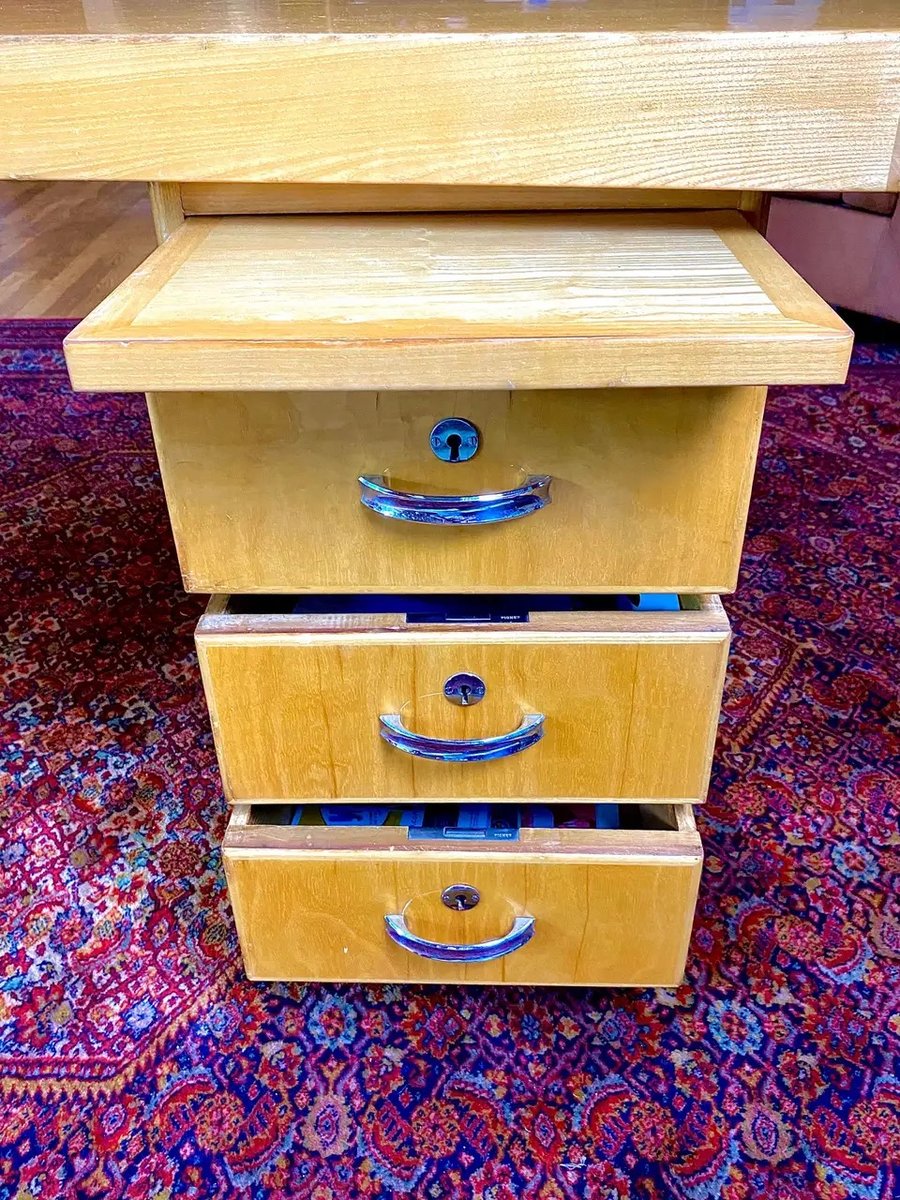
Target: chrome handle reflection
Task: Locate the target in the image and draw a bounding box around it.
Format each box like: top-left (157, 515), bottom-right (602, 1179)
top-left (384, 913), bottom-right (535, 962)
top-left (358, 473), bottom-right (551, 525)
top-left (378, 712), bottom-right (545, 762)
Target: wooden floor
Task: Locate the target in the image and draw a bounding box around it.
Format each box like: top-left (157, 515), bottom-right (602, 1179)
top-left (0, 181), bottom-right (156, 318)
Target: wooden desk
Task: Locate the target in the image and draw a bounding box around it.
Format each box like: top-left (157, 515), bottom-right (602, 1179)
top-left (3, 0), bottom-right (898, 986)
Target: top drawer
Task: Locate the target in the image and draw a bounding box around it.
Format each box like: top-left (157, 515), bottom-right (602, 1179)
top-left (63, 211), bottom-right (851, 393)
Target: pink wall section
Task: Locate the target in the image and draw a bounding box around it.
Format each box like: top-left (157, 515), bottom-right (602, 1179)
top-left (767, 196), bottom-right (900, 322)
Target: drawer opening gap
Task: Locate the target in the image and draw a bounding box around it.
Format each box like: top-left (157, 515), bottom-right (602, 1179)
top-left (244, 802), bottom-right (685, 837)
top-left (225, 593), bottom-right (685, 623)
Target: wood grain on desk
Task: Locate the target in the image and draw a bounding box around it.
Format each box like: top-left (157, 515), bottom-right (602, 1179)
top-left (1, 1), bottom-right (898, 189)
top-left (63, 211), bottom-right (852, 392)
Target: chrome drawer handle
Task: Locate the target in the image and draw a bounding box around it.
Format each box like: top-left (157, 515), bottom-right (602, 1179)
top-left (379, 712), bottom-right (544, 762)
top-left (358, 474), bottom-right (552, 525)
top-left (384, 913), bottom-right (535, 962)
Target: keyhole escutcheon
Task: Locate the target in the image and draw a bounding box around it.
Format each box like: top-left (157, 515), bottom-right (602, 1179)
top-left (441, 884), bottom-right (481, 911)
top-left (430, 418), bottom-right (480, 463)
top-left (443, 673), bottom-right (486, 706)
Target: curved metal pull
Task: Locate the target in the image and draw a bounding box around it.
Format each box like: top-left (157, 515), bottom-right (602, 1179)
top-left (385, 912), bottom-right (535, 962)
top-left (359, 474), bottom-right (552, 525)
top-left (379, 712), bottom-right (544, 762)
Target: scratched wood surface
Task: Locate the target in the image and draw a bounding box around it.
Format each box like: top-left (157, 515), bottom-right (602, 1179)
top-left (64, 212), bottom-right (851, 391)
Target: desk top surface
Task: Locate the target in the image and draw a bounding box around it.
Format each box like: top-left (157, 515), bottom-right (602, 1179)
top-left (3, 1), bottom-right (898, 190)
top-left (3, 0), bottom-right (899, 39)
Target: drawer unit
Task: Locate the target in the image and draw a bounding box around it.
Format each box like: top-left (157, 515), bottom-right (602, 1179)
top-left (59, 202), bottom-right (848, 990)
top-left (196, 594), bottom-right (731, 805)
top-left (223, 802), bottom-right (703, 986)
top-left (62, 208), bottom-right (849, 595)
top-left (146, 384), bottom-right (765, 594)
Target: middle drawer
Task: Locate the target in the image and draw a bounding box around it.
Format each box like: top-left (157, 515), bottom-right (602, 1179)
top-left (150, 385), bottom-right (764, 594)
top-left (196, 593), bottom-right (730, 804)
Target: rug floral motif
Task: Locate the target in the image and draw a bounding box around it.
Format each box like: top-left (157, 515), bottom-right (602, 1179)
top-left (0, 322), bottom-right (897, 1198)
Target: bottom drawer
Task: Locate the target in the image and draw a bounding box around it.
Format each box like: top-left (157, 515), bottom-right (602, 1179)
top-left (223, 802), bottom-right (702, 986)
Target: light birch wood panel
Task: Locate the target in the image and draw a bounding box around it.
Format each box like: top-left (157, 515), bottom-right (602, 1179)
top-left (147, 181), bottom-right (184, 241)
top-left (196, 596), bottom-right (731, 804)
top-left (148, 385), bottom-right (765, 595)
top-left (3, 5), bottom-right (899, 188)
top-left (63, 212), bottom-right (852, 392)
top-left (179, 182), bottom-right (757, 216)
top-left (222, 802), bottom-right (703, 985)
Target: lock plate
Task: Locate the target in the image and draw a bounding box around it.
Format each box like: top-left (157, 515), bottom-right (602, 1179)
top-left (443, 672), bottom-right (486, 706)
top-left (441, 884), bottom-right (481, 911)
top-left (430, 417), bottom-right (479, 463)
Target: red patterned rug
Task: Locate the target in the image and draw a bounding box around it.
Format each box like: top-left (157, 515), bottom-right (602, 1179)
top-left (0, 321), bottom-right (897, 1198)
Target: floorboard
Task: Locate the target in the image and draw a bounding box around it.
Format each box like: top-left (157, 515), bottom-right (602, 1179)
top-left (0, 180), bottom-right (156, 317)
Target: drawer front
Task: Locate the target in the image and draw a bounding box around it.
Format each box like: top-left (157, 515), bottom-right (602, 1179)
top-left (151, 386), bottom-right (765, 594)
top-left (197, 598), bottom-right (730, 803)
top-left (223, 805), bottom-right (703, 986)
